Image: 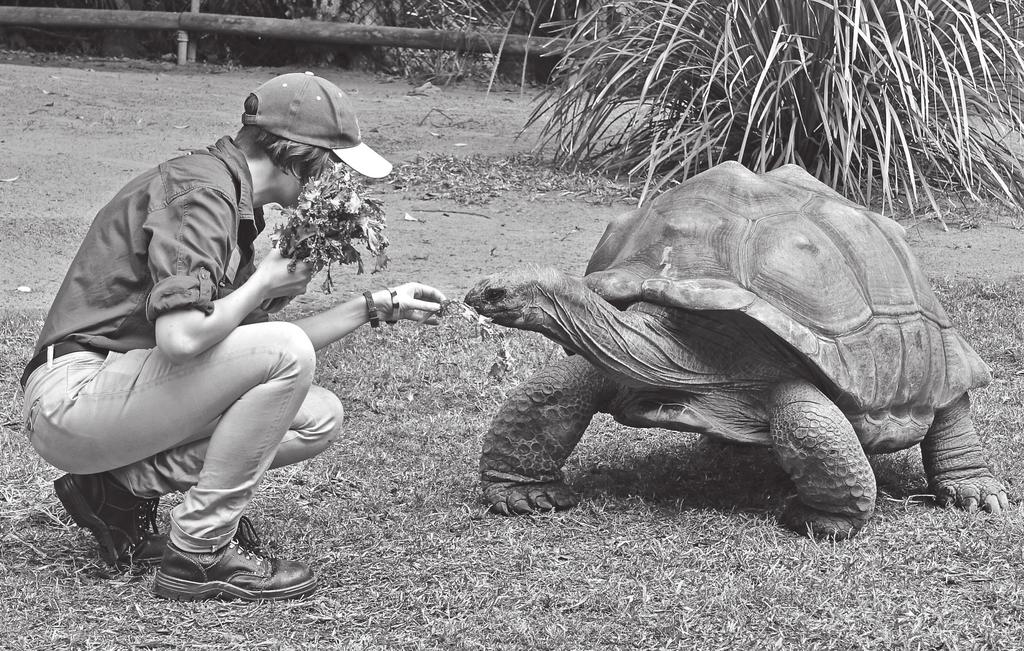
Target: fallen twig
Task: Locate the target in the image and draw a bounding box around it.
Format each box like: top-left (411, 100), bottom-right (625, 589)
top-left (412, 208), bottom-right (491, 219)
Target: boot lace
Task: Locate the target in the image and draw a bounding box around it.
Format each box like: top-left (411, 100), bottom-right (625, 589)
top-left (227, 516), bottom-right (268, 567)
top-left (136, 497), bottom-right (160, 537)
top-left (122, 496), bottom-right (160, 563)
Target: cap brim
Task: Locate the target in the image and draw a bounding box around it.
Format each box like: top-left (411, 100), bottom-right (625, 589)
top-left (333, 143), bottom-right (393, 178)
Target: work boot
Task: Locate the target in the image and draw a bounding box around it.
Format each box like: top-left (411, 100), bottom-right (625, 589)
top-left (54, 472), bottom-right (165, 568)
top-left (152, 516), bottom-right (317, 601)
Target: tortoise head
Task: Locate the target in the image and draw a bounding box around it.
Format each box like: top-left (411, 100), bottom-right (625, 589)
top-left (467, 265), bottom-right (693, 390)
top-left (465, 266), bottom-right (585, 333)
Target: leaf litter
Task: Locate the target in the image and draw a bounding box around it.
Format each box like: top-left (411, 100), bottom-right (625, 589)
top-left (391, 153), bottom-right (637, 206)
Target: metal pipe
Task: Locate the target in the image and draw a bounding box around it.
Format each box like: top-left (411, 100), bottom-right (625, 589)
top-left (176, 29), bottom-right (188, 65)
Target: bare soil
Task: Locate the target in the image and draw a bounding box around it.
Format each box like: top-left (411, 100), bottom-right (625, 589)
top-left (2, 53), bottom-right (1023, 316)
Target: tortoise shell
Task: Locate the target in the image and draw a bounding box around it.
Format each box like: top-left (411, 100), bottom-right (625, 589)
top-left (583, 161), bottom-right (990, 417)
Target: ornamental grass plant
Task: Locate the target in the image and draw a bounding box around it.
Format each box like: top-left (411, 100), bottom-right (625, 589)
top-left (530, 0), bottom-right (1024, 218)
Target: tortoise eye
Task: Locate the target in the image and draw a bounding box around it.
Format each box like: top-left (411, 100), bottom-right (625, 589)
top-left (484, 288), bottom-right (507, 302)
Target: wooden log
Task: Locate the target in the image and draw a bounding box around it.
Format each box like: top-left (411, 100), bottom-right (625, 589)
top-left (0, 7), bottom-right (180, 31)
top-left (0, 7), bottom-right (569, 57)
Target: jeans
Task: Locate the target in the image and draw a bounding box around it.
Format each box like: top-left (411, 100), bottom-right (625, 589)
top-left (21, 321), bottom-right (342, 553)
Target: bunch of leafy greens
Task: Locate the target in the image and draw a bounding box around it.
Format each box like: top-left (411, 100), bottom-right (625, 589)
top-left (275, 165), bottom-right (389, 293)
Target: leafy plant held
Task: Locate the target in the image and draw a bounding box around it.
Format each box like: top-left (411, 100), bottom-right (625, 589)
top-left (274, 165), bottom-right (389, 293)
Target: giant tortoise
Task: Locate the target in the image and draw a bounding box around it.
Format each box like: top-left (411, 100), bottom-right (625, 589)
top-left (464, 161), bottom-right (1007, 539)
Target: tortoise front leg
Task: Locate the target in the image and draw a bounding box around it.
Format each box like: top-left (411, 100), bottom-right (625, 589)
top-left (481, 354), bottom-right (614, 515)
top-left (921, 394), bottom-right (1008, 513)
top-left (768, 380), bottom-right (876, 539)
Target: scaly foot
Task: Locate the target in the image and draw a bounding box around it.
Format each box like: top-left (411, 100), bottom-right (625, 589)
top-left (781, 500), bottom-right (871, 541)
top-left (483, 480), bottom-right (580, 515)
top-left (931, 474), bottom-right (1008, 514)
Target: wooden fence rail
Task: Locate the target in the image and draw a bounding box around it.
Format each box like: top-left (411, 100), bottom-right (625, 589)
top-left (0, 7), bottom-right (570, 58)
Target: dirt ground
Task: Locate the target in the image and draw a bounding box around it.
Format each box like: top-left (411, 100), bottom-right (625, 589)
top-left (2, 53), bottom-right (1024, 317)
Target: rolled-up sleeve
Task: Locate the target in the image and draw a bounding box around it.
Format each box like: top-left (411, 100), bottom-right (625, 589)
top-left (145, 188), bottom-right (235, 321)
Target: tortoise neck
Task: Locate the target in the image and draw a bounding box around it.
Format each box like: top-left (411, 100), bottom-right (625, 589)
top-left (539, 285), bottom-right (675, 387)
top-left (541, 286), bottom-right (807, 389)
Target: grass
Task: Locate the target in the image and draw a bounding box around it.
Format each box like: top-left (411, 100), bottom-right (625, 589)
top-left (2, 277), bottom-right (1023, 650)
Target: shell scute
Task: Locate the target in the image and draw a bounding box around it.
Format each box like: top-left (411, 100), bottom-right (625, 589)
top-left (584, 161), bottom-right (990, 415)
top-left (745, 211), bottom-right (874, 335)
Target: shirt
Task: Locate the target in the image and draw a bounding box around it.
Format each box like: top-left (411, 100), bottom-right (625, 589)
top-left (33, 136), bottom-right (269, 356)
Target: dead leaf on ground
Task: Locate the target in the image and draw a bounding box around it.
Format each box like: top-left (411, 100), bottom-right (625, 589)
top-left (408, 82), bottom-right (441, 97)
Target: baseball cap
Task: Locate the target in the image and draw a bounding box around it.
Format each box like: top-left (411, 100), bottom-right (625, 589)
top-left (241, 72), bottom-right (392, 178)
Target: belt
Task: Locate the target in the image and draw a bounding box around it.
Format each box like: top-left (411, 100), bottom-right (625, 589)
top-left (20, 341), bottom-right (107, 389)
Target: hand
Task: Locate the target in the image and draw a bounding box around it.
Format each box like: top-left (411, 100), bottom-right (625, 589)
top-left (253, 249), bottom-right (315, 300)
top-left (381, 282), bottom-right (446, 325)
